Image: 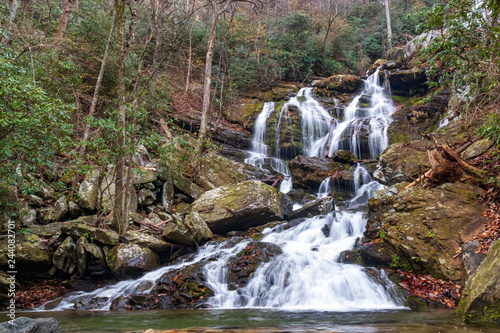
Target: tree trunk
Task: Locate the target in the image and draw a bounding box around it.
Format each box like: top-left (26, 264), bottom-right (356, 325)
top-left (185, 26), bottom-right (193, 93)
top-left (385, 0), bottom-right (392, 47)
top-left (9, 0), bottom-right (20, 23)
top-left (198, 2), bottom-right (219, 147)
top-left (113, 0), bottom-right (128, 235)
top-left (55, 0), bottom-right (77, 43)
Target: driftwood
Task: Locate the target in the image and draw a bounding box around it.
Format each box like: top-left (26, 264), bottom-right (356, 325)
top-left (406, 139), bottom-right (489, 189)
top-left (134, 217), bottom-right (172, 233)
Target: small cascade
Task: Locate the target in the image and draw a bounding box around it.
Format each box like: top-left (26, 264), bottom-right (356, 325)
top-left (317, 176), bottom-right (331, 198)
top-left (326, 68), bottom-right (395, 160)
top-left (245, 102), bottom-right (293, 194)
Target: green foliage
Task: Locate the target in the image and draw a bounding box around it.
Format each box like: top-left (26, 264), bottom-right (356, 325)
top-left (478, 114), bottom-right (500, 145)
top-left (0, 51), bottom-right (74, 184)
top-left (418, 0), bottom-right (500, 106)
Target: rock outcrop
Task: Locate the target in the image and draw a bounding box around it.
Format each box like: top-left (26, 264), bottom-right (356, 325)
top-left (458, 239), bottom-right (500, 323)
top-left (106, 243), bottom-right (160, 278)
top-left (366, 182), bottom-right (486, 281)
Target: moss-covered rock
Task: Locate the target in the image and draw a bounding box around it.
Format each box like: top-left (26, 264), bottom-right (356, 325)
top-left (162, 215), bottom-right (196, 247)
top-left (124, 230), bottom-right (172, 253)
top-left (106, 243), bottom-right (160, 279)
top-left (457, 239), bottom-right (500, 323)
top-left (367, 182), bottom-right (486, 281)
top-left (461, 138), bottom-right (495, 160)
top-left (52, 236), bottom-right (76, 274)
top-left (386, 68), bottom-right (428, 96)
top-left (78, 170), bottom-right (100, 211)
top-left (61, 224), bottom-right (119, 245)
top-left (195, 152), bottom-right (252, 190)
top-left (190, 180), bottom-right (291, 234)
top-left (184, 212), bottom-right (213, 244)
top-left (0, 234), bottom-right (51, 267)
top-left (313, 75), bottom-right (364, 94)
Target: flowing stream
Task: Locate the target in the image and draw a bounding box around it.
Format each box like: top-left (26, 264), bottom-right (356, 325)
top-left (40, 68), bottom-right (402, 314)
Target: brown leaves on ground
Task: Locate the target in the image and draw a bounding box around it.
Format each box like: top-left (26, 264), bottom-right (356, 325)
top-left (15, 280), bottom-right (68, 309)
top-left (171, 92), bottom-right (202, 115)
top-left (473, 201), bottom-right (500, 255)
top-left (397, 270), bottom-right (462, 308)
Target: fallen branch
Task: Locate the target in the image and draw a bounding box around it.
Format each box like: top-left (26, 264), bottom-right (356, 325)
top-left (134, 217), bottom-right (172, 233)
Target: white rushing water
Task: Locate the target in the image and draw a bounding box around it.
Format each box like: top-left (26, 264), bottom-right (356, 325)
top-left (205, 165), bottom-right (401, 310)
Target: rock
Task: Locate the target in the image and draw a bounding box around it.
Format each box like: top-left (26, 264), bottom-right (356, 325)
top-left (313, 75), bottom-right (364, 94)
top-left (184, 212), bottom-right (213, 244)
top-left (75, 237), bottom-right (87, 277)
top-left (61, 224), bottom-right (119, 245)
top-left (195, 152), bottom-right (251, 190)
top-left (386, 68), bottom-right (428, 96)
top-left (78, 170), bottom-right (100, 210)
top-left (332, 150), bottom-right (357, 164)
top-left (83, 242), bottom-right (105, 259)
top-left (462, 240), bottom-right (486, 277)
top-left (0, 317), bottom-right (62, 333)
top-left (41, 195), bottom-right (68, 224)
top-left (162, 215), bottom-right (196, 247)
top-left (106, 244), bottom-right (160, 278)
top-left (133, 145), bottom-right (156, 169)
top-left (190, 180), bottom-right (291, 234)
top-left (68, 200), bottom-right (81, 219)
top-left (28, 194), bottom-right (44, 207)
top-left (53, 236), bottom-right (76, 274)
top-left (131, 168), bottom-right (157, 185)
top-left (226, 242), bottom-right (283, 290)
top-left (0, 234), bottom-right (51, 267)
top-left (138, 188), bottom-right (156, 206)
top-left (289, 155), bottom-right (347, 191)
top-left (100, 166), bottom-right (138, 213)
top-left (360, 242), bottom-right (395, 266)
top-left (375, 142), bottom-right (430, 184)
top-left (18, 205), bottom-right (36, 225)
top-left (458, 239), bottom-right (500, 323)
top-left (161, 180), bottom-right (174, 212)
top-left (287, 196), bottom-right (335, 220)
top-left (124, 230), bottom-right (172, 252)
top-left (86, 242), bottom-right (108, 276)
top-left (157, 163), bottom-right (204, 201)
top-left (29, 223), bottom-right (63, 238)
top-left (461, 139), bottom-right (495, 160)
top-left (367, 182), bottom-right (486, 281)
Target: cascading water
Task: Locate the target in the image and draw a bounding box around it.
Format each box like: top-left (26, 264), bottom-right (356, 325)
top-left (205, 164), bottom-right (401, 310)
top-left (245, 102), bottom-right (293, 194)
top-left (41, 69), bottom-right (404, 313)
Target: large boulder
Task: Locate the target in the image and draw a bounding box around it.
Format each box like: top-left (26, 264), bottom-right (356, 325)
top-left (458, 239), bottom-right (500, 323)
top-left (0, 234), bottom-right (51, 268)
top-left (0, 317), bottom-right (62, 333)
top-left (289, 155), bottom-right (347, 192)
top-left (99, 166), bottom-right (138, 213)
top-left (190, 180), bottom-right (291, 234)
top-left (162, 215), bottom-right (196, 247)
top-left (195, 152), bottom-right (252, 190)
top-left (123, 230), bottom-right (172, 253)
top-left (106, 243), bottom-right (160, 278)
top-left (367, 182), bottom-right (486, 281)
top-left (184, 212), bottom-right (213, 244)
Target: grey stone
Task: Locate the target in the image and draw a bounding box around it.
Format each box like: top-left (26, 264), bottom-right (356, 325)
top-left (106, 243), bottom-right (160, 278)
top-left (462, 240), bottom-right (486, 277)
top-left (461, 139), bottom-right (495, 160)
top-left (162, 215), bottom-right (196, 247)
top-left (78, 170), bottom-right (100, 210)
top-left (61, 224), bottom-right (119, 245)
top-left (138, 188), bottom-right (156, 206)
top-left (53, 236), bottom-right (76, 274)
top-left (0, 317), bottom-right (62, 333)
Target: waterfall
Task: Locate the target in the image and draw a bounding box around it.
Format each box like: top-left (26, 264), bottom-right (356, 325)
top-left (42, 71), bottom-right (403, 313)
top-left (244, 102), bottom-right (293, 194)
top-left (205, 168), bottom-right (402, 310)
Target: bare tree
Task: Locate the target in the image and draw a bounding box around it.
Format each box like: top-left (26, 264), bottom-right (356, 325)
top-left (9, 0), bottom-right (20, 23)
top-left (385, 0), bottom-right (392, 47)
top-left (55, 0), bottom-right (77, 43)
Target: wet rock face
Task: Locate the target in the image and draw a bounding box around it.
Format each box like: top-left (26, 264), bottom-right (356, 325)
top-left (287, 196), bottom-right (335, 220)
top-left (366, 182), bottom-right (486, 281)
top-left (227, 242), bottom-right (283, 290)
top-left (386, 68), bottom-right (428, 96)
top-left (289, 155), bottom-right (347, 192)
top-left (458, 239), bottom-right (500, 323)
top-left (190, 180), bottom-right (291, 235)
